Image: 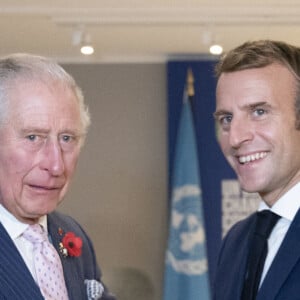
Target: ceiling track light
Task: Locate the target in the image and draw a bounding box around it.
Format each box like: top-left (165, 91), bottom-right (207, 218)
top-left (72, 25), bottom-right (94, 56)
top-left (201, 26), bottom-right (223, 56)
top-left (209, 44), bottom-right (223, 55)
top-left (80, 45), bottom-right (94, 55)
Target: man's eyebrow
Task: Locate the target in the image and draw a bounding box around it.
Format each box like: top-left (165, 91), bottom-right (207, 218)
top-left (20, 127), bottom-right (50, 134)
top-left (247, 101), bottom-right (270, 110)
top-left (19, 127), bottom-right (83, 136)
top-left (213, 101), bottom-right (271, 119)
top-left (213, 110), bottom-right (231, 119)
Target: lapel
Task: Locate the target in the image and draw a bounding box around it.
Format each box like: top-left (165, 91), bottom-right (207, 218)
top-left (257, 208), bottom-right (300, 300)
top-left (214, 214), bottom-right (256, 300)
top-left (0, 223), bottom-right (43, 299)
top-left (231, 217), bottom-right (256, 299)
top-left (229, 235), bottom-right (250, 299)
top-left (47, 213), bottom-right (87, 300)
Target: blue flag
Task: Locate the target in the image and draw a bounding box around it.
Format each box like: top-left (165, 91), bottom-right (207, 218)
top-left (164, 92), bottom-right (211, 300)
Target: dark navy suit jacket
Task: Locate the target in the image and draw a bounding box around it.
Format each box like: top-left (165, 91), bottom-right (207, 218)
top-left (214, 208), bottom-right (300, 300)
top-left (0, 211), bottom-right (115, 300)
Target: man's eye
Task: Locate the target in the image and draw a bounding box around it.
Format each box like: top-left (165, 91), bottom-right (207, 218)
top-left (62, 135), bottom-right (71, 142)
top-left (59, 134), bottom-right (80, 151)
top-left (27, 134), bottom-right (37, 141)
top-left (254, 108), bottom-right (266, 116)
top-left (220, 115), bottom-right (232, 125)
top-left (60, 135), bottom-right (77, 144)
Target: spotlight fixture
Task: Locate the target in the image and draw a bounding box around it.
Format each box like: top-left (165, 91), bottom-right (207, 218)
top-left (80, 32), bottom-right (94, 55)
top-left (72, 26), bottom-right (94, 56)
top-left (81, 45), bottom-right (94, 55)
top-left (201, 28), bottom-right (223, 56)
top-left (209, 44), bottom-right (223, 55)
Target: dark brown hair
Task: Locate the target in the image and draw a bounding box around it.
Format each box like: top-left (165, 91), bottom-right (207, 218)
top-left (215, 40), bottom-right (300, 128)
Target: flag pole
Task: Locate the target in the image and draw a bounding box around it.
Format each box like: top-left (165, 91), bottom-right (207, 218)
top-left (187, 68), bottom-right (195, 98)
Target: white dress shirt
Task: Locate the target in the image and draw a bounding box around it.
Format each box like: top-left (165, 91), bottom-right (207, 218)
top-left (0, 204), bottom-right (47, 283)
top-left (258, 182), bottom-right (300, 286)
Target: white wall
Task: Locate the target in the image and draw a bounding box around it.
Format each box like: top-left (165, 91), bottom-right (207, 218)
top-left (60, 63), bottom-right (168, 300)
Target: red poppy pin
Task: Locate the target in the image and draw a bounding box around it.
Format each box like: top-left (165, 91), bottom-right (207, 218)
top-left (59, 231), bottom-right (83, 257)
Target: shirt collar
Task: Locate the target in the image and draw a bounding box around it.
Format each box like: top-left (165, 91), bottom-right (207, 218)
top-left (0, 204), bottom-right (48, 240)
top-left (259, 182), bottom-right (300, 221)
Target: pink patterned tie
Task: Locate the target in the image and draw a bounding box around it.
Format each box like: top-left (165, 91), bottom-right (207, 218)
top-left (23, 224), bottom-right (69, 300)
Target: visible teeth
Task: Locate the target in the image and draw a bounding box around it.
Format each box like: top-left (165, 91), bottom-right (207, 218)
top-left (239, 152), bottom-right (267, 164)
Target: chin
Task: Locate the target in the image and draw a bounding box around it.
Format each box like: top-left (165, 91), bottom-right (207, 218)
top-left (239, 180), bottom-right (263, 194)
top-left (28, 201), bottom-right (59, 217)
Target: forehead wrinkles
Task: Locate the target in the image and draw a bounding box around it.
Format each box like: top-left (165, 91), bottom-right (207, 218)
top-left (6, 114), bottom-right (80, 137)
top-left (5, 87), bottom-right (82, 134)
top-left (3, 79), bottom-right (86, 135)
top-left (216, 67), bottom-right (277, 109)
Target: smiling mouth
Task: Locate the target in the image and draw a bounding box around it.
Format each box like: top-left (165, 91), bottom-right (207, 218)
top-left (238, 152), bottom-right (267, 164)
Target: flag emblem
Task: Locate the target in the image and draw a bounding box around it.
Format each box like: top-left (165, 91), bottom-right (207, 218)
top-left (166, 184), bottom-right (208, 276)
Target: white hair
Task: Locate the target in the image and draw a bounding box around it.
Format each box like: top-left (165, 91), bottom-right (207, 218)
top-left (0, 53), bottom-right (91, 135)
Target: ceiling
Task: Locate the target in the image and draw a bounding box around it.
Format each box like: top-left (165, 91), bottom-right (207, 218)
top-left (1, 0), bottom-right (300, 63)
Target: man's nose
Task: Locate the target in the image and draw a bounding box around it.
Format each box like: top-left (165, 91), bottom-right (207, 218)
top-left (40, 138), bottom-right (65, 176)
top-left (229, 118), bottom-right (254, 148)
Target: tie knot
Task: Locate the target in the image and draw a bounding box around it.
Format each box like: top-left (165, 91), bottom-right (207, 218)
top-left (254, 210), bottom-right (280, 239)
top-left (22, 224), bottom-right (48, 244)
